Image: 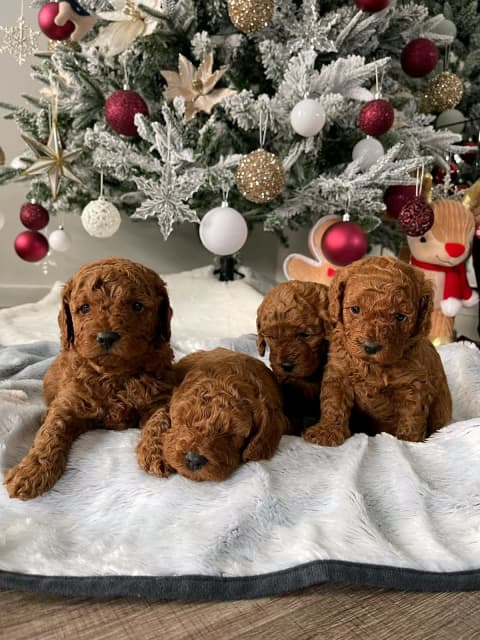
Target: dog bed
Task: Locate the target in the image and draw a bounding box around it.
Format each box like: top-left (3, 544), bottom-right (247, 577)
top-left (1, 337), bottom-right (480, 600)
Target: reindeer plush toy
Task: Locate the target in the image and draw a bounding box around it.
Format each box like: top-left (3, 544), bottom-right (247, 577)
top-left (407, 178), bottom-right (480, 344)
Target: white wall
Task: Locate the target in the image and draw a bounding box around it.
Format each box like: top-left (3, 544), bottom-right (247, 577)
top-left (0, 2), bottom-right (297, 306)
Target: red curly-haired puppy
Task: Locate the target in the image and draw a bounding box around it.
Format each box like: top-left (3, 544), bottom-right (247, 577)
top-left (256, 281), bottom-right (330, 432)
top-left (138, 348), bottom-right (290, 482)
top-left (5, 257), bottom-right (175, 500)
top-left (304, 256), bottom-right (452, 447)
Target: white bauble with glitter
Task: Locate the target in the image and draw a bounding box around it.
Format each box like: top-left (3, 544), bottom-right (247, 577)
top-left (81, 197), bottom-right (121, 238)
top-left (199, 205), bottom-right (248, 256)
top-left (352, 138), bottom-right (385, 171)
top-left (290, 99), bottom-right (326, 137)
top-left (435, 108), bottom-right (465, 134)
top-left (49, 226), bottom-right (72, 252)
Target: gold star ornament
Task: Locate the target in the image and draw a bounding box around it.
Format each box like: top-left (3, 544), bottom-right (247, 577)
top-left (21, 107), bottom-right (83, 200)
top-left (161, 52), bottom-right (237, 122)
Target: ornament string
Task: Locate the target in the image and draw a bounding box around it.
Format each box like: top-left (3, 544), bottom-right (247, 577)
top-left (342, 192), bottom-right (352, 222)
top-left (259, 106), bottom-right (269, 149)
top-left (374, 64), bottom-right (385, 99)
top-left (416, 164), bottom-right (425, 198)
top-left (99, 170), bottom-right (105, 198)
top-left (122, 55), bottom-right (130, 90)
top-left (222, 186), bottom-right (230, 208)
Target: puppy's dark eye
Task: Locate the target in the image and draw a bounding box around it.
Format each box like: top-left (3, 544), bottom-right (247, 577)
top-left (132, 302), bottom-right (144, 312)
top-left (79, 304), bottom-right (90, 314)
top-left (350, 306), bottom-right (361, 315)
top-left (297, 332), bottom-right (311, 339)
top-left (420, 237), bottom-right (427, 243)
top-left (394, 313), bottom-right (406, 322)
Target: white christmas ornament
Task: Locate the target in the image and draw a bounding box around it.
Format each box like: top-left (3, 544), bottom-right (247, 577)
top-left (290, 99), bottom-right (326, 137)
top-left (435, 109), bottom-right (465, 134)
top-left (0, 211), bottom-right (5, 231)
top-left (432, 17), bottom-right (457, 39)
top-left (352, 138), bottom-right (385, 171)
top-left (81, 197), bottom-right (121, 238)
top-left (199, 205), bottom-right (248, 256)
top-left (49, 226), bottom-right (71, 252)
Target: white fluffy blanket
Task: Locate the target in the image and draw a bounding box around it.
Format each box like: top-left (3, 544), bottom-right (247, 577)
top-left (1, 341), bottom-right (480, 589)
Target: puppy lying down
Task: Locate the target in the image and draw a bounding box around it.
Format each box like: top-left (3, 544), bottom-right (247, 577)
top-left (138, 348), bottom-right (290, 481)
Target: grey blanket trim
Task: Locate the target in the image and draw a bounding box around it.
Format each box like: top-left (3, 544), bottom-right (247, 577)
top-left (1, 561), bottom-right (480, 600)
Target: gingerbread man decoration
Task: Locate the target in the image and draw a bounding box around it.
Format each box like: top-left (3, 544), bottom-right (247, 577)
top-left (55, 0), bottom-right (96, 41)
top-left (283, 215), bottom-right (341, 287)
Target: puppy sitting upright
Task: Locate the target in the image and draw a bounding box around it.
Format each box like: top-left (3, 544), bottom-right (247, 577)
top-left (256, 281), bottom-right (330, 433)
top-left (5, 257), bottom-right (175, 500)
top-left (304, 256), bottom-right (452, 447)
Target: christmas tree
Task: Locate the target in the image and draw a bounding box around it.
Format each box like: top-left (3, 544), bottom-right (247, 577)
top-left (0, 0), bottom-right (477, 261)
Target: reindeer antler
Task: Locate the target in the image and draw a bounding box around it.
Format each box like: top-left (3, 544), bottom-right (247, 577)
top-left (463, 178), bottom-right (480, 222)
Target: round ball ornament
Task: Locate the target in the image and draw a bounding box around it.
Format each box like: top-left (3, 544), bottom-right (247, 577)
top-left (425, 72), bottom-right (463, 113)
top-left (38, 2), bottom-right (75, 40)
top-left (236, 149), bottom-right (285, 204)
top-left (228, 0), bottom-right (274, 33)
top-left (49, 226), bottom-right (72, 252)
top-left (321, 221), bottom-right (368, 267)
top-left (352, 137), bottom-right (384, 171)
top-left (14, 231), bottom-right (49, 262)
top-left (358, 99), bottom-right (394, 137)
top-left (104, 90), bottom-right (149, 137)
top-left (19, 202), bottom-right (49, 231)
top-left (401, 38), bottom-right (439, 78)
top-left (460, 141), bottom-right (478, 166)
top-left (81, 197), bottom-right (121, 238)
top-left (432, 161), bottom-right (459, 186)
top-left (383, 185), bottom-right (417, 219)
top-left (354, 0), bottom-right (390, 11)
top-left (398, 196), bottom-right (434, 236)
top-left (435, 108), bottom-right (465, 134)
top-left (431, 17), bottom-right (457, 39)
top-left (199, 205), bottom-right (248, 256)
top-left (290, 99), bottom-right (326, 137)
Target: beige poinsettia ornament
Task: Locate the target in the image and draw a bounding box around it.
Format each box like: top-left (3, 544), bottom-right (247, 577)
top-left (161, 52), bottom-right (236, 121)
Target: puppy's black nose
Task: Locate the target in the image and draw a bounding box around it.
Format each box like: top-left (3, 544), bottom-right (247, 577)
top-left (96, 331), bottom-right (120, 349)
top-left (184, 451), bottom-right (208, 471)
top-left (281, 361), bottom-right (295, 372)
top-left (363, 341), bottom-right (382, 355)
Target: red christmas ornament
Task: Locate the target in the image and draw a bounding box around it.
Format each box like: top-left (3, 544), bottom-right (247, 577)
top-left (401, 38), bottom-right (439, 78)
top-left (38, 3), bottom-right (75, 41)
top-left (354, 0), bottom-right (390, 11)
top-left (358, 99), bottom-right (394, 137)
top-left (398, 196), bottom-right (434, 236)
top-left (460, 141), bottom-right (478, 165)
top-left (14, 231), bottom-right (49, 262)
top-left (432, 161), bottom-right (460, 185)
top-left (321, 221), bottom-right (368, 267)
top-left (104, 90), bottom-right (149, 137)
top-left (20, 202), bottom-right (50, 231)
top-left (383, 185), bottom-right (417, 219)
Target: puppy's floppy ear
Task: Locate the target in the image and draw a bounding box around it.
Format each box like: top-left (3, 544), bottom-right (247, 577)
top-left (156, 291), bottom-right (173, 343)
top-left (414, 277), bottom-right (434, 338)
top-left (328, 269), bottom-right (348, 326)
top-left (242, 394), bottom-right (288, 463)
top-left (58, 279), bottom-right (74, 350)
top-left (256, 318), bottom-right (266, 356)
top-left (315, 283), bottom-right (331, 332)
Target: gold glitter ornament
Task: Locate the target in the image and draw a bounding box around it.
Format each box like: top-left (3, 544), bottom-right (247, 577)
top-left (236, 149), bottom-right (285, 204)
top-left (425, 72), bottom-right (464, 113)
top-left (228, 0), bottom-right (274, 33)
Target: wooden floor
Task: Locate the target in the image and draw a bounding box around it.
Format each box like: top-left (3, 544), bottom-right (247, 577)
top-left (2, 584), bottom-right (480, 640)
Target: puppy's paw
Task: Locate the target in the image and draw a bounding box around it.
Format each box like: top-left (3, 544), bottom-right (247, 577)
top-left (136, 440), bottom-right (171, 477)
top-left (4, 453), bottom-right (58, 500)
top-left (303, 424), bottom-right (347, 447)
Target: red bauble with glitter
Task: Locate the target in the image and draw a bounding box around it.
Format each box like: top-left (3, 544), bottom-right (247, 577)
top-left (398, 196), bottom-right (434, 236)
top-left (104, 90), bottom-right (149, 137)
top-left (321, 221), bottom-right (368, 267)
top-left (401, 38), bottom-right (439, 78)
top-left (38, 3), bottom-right (75, 40)
top-left (460, 141), bottom-right (478, 165)
top-left (354, 0), bottom-right (390, 11)
top-left (383, 185), bottom-right (417, 219)
top-left (14, 231), bottom-right (49, 262)
top-left (358, 99), bottom-right (394, 137)
top-left (20, 202), bottom-right (50, 231)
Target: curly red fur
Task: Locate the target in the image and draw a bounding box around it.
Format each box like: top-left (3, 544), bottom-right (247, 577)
top-left (304, 256), bottom-right (452, 447)
top-left (5, 257), bottom-right (175, 500)
top-left (256, 281), bottom-right (330, 432)
top-left (137, 348), bottom-right (289, 482)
